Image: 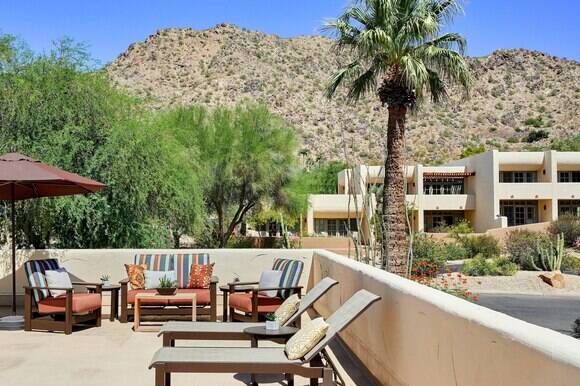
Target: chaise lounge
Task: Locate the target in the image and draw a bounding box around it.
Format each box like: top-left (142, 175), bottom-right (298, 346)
top-left (158, 277), bottom-right (338, 346)
top-left (149, 289), bottom-right (381, 386)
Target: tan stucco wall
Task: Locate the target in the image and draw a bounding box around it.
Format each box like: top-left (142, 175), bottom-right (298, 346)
top-left (0, 249), bottom-right (314, 304)
top-left (310, 250), bottom-right (580, 386)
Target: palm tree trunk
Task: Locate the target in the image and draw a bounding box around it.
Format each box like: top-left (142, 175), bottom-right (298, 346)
top-left (381, 106), bottom-right (408, 275)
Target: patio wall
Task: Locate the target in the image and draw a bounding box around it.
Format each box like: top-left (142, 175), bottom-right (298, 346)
top-left (310, 249), bottom-right (580, 386)
top-left (0, 249), bottom-right (314, 304)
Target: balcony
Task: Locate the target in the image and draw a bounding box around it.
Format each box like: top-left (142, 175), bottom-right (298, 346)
top-left (1, 249), bottom-right (580, 385)
top-left (406, 194), bottom-right (476, 210)
top-left (497, 182), bottom-right (554, 200)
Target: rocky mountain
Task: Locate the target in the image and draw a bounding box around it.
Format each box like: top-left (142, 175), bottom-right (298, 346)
top-left (106, 24), bottom-right (579, 165)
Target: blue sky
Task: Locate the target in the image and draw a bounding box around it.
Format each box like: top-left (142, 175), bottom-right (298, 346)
top-left (1, 0), bottom-right (579, 66)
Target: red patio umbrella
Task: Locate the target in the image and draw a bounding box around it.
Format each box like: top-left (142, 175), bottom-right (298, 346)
top-left (0, 153), bottom-right (105, 329)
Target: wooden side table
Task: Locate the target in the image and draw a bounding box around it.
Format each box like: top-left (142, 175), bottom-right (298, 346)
top-left (244, 326), bottom-right (299, 386)
top-left (133, 292), bottom-right (196, 332)
top-left (88, 284), bottom-right (120, 321)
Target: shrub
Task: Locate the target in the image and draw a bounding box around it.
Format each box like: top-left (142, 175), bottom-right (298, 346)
top-left (505, 230), bottom-right (552, 270)
top-left (550, 214), bottom-right (580, 247)
top-left (523, 117), bottom-right (544, 128)
top-left (524, 129), bottom-right (549, 143)
top-left (459, 235), bottom-right (501, 259)
top-left (573, 318), bottom-right (580, 339)
top-left (442, 242), bottom-right (468, 261)
top-left (562, 254), bottom-right (580, 275)
top-left (410, 234), bottom-right (446, 277)
top-left (462, 255), bottom-right (519, 276)
top-left (459, 143), bottom-right (486, 158)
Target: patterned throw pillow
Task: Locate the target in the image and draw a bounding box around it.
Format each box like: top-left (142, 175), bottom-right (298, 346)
top-left (274, 294), bottom-right (300, 325)
top-left (125, 264), bottom-right (147, 290)
top-left (188, 263), bottom-right (215, 289)
top-left (285, 317), bottom-right (329, 360)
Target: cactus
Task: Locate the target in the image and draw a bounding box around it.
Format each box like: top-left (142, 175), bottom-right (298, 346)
top-left (533, 233), bottom-right (565, 271)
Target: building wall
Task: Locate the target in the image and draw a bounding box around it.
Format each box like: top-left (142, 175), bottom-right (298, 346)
top-left (310, 249), bottom-right (580, 386)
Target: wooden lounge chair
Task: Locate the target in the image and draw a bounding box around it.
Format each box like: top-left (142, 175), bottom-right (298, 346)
top-left (158, 277), bottom-right (339, 346)
top-left (149, 289), bottom-right (381, 386)
top-left (228, 258), bottom-right (305, 322)
top-left (23, 258), bottom-right (102, 335)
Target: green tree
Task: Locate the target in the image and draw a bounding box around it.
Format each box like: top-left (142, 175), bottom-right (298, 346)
top-left (159, 104), bottom-right (298, 247)
top-left (324, 0), bottom-right (471, 275)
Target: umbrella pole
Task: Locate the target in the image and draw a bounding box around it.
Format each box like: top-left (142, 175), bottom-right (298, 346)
top-left (11, 185), bottom-right (16, 314)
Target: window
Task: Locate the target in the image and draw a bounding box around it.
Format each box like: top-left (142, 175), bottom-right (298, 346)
top-left (314, 219), bottom-right (358, 236)
top-left (500, 171), bottom-right (538, 183)
top-left (558, 200), bottom-right (580, 216)
top-left (424, 211), bottom-right (465, 232)
top-left (500, 200), bottom-right (538, 226)
top-left (423, 178), bottom-right (464, 195)
top-left (558, 171), bottom-right (580, 183)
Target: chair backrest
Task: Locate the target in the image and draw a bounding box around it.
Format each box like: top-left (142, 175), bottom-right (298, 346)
top-left (272, 258), bottom-right (304, 299)
top-left (134, 254), bottom-right (174, 271)
top-left (174, 253), bottom-right (210, 288)
top-left (303, 289), bottom-right (381, 362)
top-left (284, 277), bottom-right (338, 326)
top-left (23, 258), bottom-right (61, 303)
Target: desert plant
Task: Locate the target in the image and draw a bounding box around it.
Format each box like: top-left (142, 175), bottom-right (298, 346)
top-left (459, 235), bottom-right (501, 259)
top-left (99, 274), bottom-right (111, 282)
top-left (549, 214), bottom-right (580, 246)
top-left (505, 230), bottom-right (552, 270)
top-left (562, 254), bottom-right (580, 275)
top-left (264, 313), bottom-right (277, 321)
top-left (524, 129), bottom-right (549, 143)
top-left (530, 233), bottom-right (565, 271)
top-left (157, 275), bottom-right (176, 289)
top-left (462, 255), bottom-right (518, 276)
top-left (523, 117), bottom-right (544, 128)
top-left (411, 234), bottom-right (447, 277)
top-left (324, 0), bottom-right (471, 274)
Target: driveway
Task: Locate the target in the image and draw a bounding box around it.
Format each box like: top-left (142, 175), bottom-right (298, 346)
top-left (478, 294), bottom-right (580, 336)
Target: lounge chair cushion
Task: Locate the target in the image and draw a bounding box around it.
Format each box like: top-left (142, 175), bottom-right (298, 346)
top-left (127, 289), bottom-right (169, 305)
top-left (134, 254), bottom-right (174, 271)
top-left (274, 294), bottom-right (300, 325)
top-left (38, 293), bottom-right (101, 315)
top-left (144, 270), bottom-right (176, 289)
top-left (24, 258), bottom-right (61, 302)
top-left (44, 268), bottom-right (73, 298)
top-left (169, 289), bottom-right (211, 306)
top-left (175, 253), bottom-right (209, 288)
top-left (272, 258), bottom-right (304, 299)
top-left (285, 317), bottom-right (329, 360)
top-left (229, 292), bottom-right (283, 313)
top-left (258, 270), bottom-right (282, 297)
top-left (188, 263), bottom-right (214, 289)
top-left (125, 264), bottom-right (148, 290)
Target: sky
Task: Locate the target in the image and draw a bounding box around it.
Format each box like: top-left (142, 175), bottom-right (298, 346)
top-left (1, 0), bottom-right (579, 67)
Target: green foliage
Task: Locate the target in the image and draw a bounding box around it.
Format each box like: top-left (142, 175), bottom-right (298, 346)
top-left (549, 214), bottom-right (580, 247)
top-left (505, 230), bottom-right (553, 270)
top-left (157, 275), bottom-right (177, 289)
top-left (433, 219), bottom-right (473, 238)
top-left (459, 143), bottom-right (486, 159)
top-left (410, 234), bottom-right (446, 277)
top-left (458, 235), bottom-right (501, 259)
top-left (531, 233), bottom-right (565, 271)
top-left (550, 134), bottom-right (580, 151)
top-left (462, 255), bottom-right (519, 276)
top-left (523, 117), bottom-right (544, 128)
top-left (524, 129), bottom-right (549, 143)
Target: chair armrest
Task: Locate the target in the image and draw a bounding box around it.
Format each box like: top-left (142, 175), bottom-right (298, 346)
top-left (210, 276), bottom-right (219, 284)
top-left (71, 281), bottom-right (102, 287)
top-left (23, 286), bottom-right (73, 292)
top-left (228, 281), bottom-right (259, 286)
top-left (119, 277), bottom-right (129, 284)
top-left (251, 285), bottom-right (303, 293)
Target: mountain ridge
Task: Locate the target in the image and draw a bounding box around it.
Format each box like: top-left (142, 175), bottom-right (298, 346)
top-left (106, 24), bottom-right (580, 165)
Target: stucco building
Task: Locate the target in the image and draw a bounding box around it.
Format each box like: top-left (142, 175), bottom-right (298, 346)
top-left (306, 150), bottom-right (580, 240)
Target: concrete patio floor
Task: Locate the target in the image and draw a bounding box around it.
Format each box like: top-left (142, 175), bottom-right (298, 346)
top-left (0, 308), bottom-right (378, 386)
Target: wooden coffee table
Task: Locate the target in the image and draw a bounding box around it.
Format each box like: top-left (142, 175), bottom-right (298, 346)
top-left (133, 292), bottom-right (197, 332)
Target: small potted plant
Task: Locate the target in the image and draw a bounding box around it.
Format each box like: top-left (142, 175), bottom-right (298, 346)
top-left (100, 274), bottom-right (111, 287)
top-left (265, 313), bottom-right (279, 330)
top-left (156, 275), bottom-right (177, 296)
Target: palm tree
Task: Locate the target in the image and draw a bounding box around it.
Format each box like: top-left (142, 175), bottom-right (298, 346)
top-left (324, 0), bottom-right (471, 275)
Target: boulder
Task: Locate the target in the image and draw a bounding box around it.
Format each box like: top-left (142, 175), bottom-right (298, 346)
top-left (539, 271), bottom-right (565, 289)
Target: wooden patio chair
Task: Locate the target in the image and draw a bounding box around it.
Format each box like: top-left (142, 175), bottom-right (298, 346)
top-left (23, 258), bottom-right (102, 335)
top-left (158, 277), bottom-right (338, 346)
top-left (228, 258), bottom-right (305, 322)
top-left (149, 289), bottom-right (381, 386)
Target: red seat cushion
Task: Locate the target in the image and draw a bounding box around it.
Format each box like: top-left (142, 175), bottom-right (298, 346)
top-left (229, 293), bottom-right (283, 313)
top-left (127, 289), bottom-right (168, 305)
top-left (169, 289), bottom-right (211, 306)
top-left (38, 293), bottom-right (101, 315)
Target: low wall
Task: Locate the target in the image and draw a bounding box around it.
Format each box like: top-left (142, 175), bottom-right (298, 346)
top-left (0, 249), bottom-right (314, 304)
top-left (310, 250), bottom-right (580, 386)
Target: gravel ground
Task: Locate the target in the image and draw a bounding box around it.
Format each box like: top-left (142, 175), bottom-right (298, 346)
top-left (448, 271), bottom-right (580, 296)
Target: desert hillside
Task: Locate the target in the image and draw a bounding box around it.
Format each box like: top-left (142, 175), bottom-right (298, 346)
top-left (106, 24), bottom-right (579, 165)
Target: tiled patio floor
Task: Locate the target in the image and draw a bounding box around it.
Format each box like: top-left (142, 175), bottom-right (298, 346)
top-left (0, 307), bottom-right (378, 386)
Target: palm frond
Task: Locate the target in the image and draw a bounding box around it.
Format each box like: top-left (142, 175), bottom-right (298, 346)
top-left (325, 61), bottom-right (362, 99)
